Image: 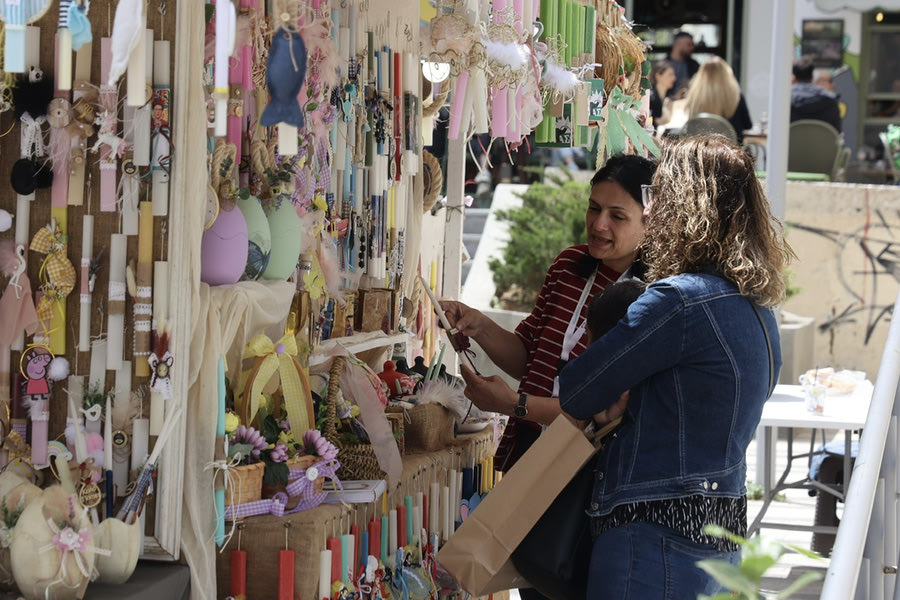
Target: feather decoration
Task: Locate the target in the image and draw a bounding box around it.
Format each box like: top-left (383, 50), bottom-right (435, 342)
top-left (24, 396), bottom-right (48, 422)
top-left (48, 125), bottom-right (72, 180)
top-left (484, 39), bottom-right (530, 71)
top-left (298, 17), bottom-right (343, 91)
top-left (415, 378), bottom-right (469, 420)
top-left (541, 60), bottom-right (580, 100)
top-left (317, 235), bottom-right (344, 302)
top-left (107, 0), bottom-right (146, 86)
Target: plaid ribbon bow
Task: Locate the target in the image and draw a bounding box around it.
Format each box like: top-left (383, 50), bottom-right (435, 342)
top-left (224, 458), bottom-right (341, 520)
top-left (30, 222), bottom-right (76, 324)
top-left (245, 332), bottom-right (311, 435)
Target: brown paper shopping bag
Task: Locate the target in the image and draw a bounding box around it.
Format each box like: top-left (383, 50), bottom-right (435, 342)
top-left (436, 416), bottom-right (597, 596)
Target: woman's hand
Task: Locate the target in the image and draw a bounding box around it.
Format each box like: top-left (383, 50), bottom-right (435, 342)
top-left (440, 300), bottom-right (489, 338)
top-left (460, 364), bottom-right (517, 415)
top-left (593, 391), bottom-right (630, 427)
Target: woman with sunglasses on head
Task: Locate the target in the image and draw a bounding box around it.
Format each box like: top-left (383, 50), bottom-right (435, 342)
top-left (559, 136), bottom-right (794, 599)
top-left (440, 155), bottom-right (655, 490)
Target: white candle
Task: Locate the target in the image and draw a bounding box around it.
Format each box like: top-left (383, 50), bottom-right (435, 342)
top-left (441, 485), bottom-right (451, 541)
top-left (429, 482), bottom-right (440, 537)
top-left (104, 397), bottom-right (113, 471)
top-left (78, 215), bottom-right (94, 351)
top-left (107, 234), bottom-right (128, 370)
top-left (412, 505), bottom-right (421, 549)
top-left (68, 390), bottom-right (88, 463)
top-left (126, 29), bottom-right (146, 106)
top-left (57, 30), bottom-right (73, 91)
top-left (149, 390), bottom-right (165, 436)
top-left (131, 417), bottom-right (150, 470)
top-left (152, 261), bottom-right (169, 330)
top-left (278, 123), bottom-right (298, 156)
top-left (89, 338), bottom-right (108, 395)
top-left (214, 0), bottom-right (235, 137)
top-left (318, 549), bottom-right (332, 600)
top-left (388, 509), bottom-right (398, 557)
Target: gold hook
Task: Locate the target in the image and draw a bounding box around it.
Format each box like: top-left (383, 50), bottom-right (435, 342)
top-left (284, 521), bottom-right (291, 550)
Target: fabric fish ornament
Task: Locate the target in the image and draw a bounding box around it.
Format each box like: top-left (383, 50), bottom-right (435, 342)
top-left (260, 28), bottom-right (307, 129)
top-left (106, 0), bottom-right (146, 86)
top-left (66, 0), bottom-right (93, 51)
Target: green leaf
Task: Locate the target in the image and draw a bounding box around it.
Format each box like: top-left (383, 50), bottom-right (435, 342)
top-left (228, 443), bottom-right (254, 463)
top-left (264, 461), bottom-right (289, 487)
top-left (621, 110), bottom-right (660, 157)
top-left (775, 571), bottom-right (823, 598)
top-left (641, 60), bottom-right (652, 76)
top-left (738, 552), bottom-right (779, 582)
top-left (262, 414), bottom-right (282, 443)
top-left (782, 542), bottom-right (826, 561)
top-left (703, 524), bottom-right (748, 547)
top-left (306, 102), bottom-right (319, 112)
top-left (698, 594), bottom-right (743, 600)
top-left (696, 560), bottom-right (758, 598)
top-left (605, 110), bottom-right (627, 156)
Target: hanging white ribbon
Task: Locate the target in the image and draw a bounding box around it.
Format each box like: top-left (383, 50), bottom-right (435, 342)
top-left (20, 113), bottom-right (47, 157)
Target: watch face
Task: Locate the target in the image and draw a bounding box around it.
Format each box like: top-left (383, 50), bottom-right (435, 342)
top-left (205, 184), bottom-right (220, 229)
top-left (514, 405), bottom-right (527, 418)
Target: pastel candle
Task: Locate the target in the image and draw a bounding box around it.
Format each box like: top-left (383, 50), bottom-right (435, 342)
top-left (68, 391), bottom-right (87, 462)
top-left (10, 374), bottom-right (26, 440)
top-left (104, 397), bottom-right (113, 469)
top-left (318, 550), bottom-right (331, 600)
top-left (380, 515), bottom-right (389, 564)
top-left (113, 363), bottom-right (131, 496)
top-left (389, 509), bottom-right (399, 552)
top-left (215, 357), bottom-right (226, 546)
top-left (131, 417), bottom-right (150, 470)
top-left (411, 505), bottom-right (421, 548)
top-left (327, 537), bottom-right (341, 583)
top-left (513, 0), bottom-right (524, 33)
top-left (447, 70), bottom-right (469, 139)
top-left (350, 524), bottom-right (360, 576)
top-left (340, 534), bottom-right (353, 582)
top-left (153, 261), bottom-right (169, 330)
top-left (422, 490), bottom-right (429, 538)
top-left (404, 496), bottom-right (414, 545)
top-left (278, 549), bottom-right (294, 600)
top-left (29, 397), bottom-right (48, 467)
top-left (134, 203), bottom-right (154, 378)
top-left (79, 215), bottom-right (94, 352)
top-left (359, 531), bottom-right (368, 574)
top-left (57, 30), bottom-right (73, 91)
top-left (441, 485), bottom-right (450, 541)
top-left (368, 519), bottom-right (379, 558)
top-left (278, 123), bottom-right (298, 156)
top-left (231, 549), bottom-right (247, 597)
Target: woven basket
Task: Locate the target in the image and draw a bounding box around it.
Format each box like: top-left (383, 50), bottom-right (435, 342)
top-left (261, 455), bottom-right (325, 499)
top-left (225, 462), bottom-right (265, 507)
top-left (386, 403), bottom-right (455, 452)
top-left (322, 357), bottom-right (387, 480)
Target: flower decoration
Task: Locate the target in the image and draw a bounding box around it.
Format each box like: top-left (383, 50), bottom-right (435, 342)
top-left (228, 425), bottom-right (268, 464)
top-left (224, 412), bottom-right (240, 434)
top-left (303, 429), bottom-right (338, 461)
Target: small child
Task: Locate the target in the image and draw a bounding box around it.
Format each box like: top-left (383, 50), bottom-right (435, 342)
top-left (586, 279), bottom-right (647, 343)
top-left (583, 279), bottom-right (647, 432)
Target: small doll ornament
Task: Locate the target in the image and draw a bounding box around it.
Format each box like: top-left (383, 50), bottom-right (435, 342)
top-left (20, 347), bottom-right (51, 468)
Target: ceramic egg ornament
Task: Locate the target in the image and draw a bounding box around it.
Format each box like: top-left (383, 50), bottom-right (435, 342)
top-left (236, 193), bottom-right (271, 281)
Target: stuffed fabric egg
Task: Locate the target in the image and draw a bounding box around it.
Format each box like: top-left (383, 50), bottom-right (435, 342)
top-left (201, 204), bottom-right (249, 286)
top-left (261, 194), bottom-right (302, 281)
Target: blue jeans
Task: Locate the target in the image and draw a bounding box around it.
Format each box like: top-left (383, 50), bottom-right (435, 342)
top-left (587, 522), bottom-right (741, 599)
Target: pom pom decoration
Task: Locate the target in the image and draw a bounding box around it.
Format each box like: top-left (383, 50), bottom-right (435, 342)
top-left (13, 68), bottom-right (53, 119)
top-left (0, 209), bottom-right (11, 232)
top-left (10, 158), bottom-right (53, 196)
top-left (47, 357), bottom-right (70, 382)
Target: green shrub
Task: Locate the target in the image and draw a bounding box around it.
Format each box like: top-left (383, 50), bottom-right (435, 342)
top-left (489, 180), bottom-right (590, 311)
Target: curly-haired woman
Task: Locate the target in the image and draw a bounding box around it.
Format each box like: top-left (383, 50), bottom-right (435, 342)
top-left (559, 136), bottom-right (794, 599)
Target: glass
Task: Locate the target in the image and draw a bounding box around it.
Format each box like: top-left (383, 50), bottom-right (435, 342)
top-left (868, 30), bottom-right (900, 94)
top-left (641, 184), bottom-right (658, 210)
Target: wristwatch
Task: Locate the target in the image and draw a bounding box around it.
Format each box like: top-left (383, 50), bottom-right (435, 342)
top-left (514, 392), bottom-right (528, 418)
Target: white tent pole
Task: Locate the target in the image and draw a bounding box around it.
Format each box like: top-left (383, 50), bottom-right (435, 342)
top-left (765, 0), bottom-right (794, 221)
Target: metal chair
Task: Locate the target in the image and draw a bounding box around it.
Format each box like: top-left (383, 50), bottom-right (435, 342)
top-left (788, 120), bottom-right (851, 181)
top-left (682, 112), bottom-right (739, 144)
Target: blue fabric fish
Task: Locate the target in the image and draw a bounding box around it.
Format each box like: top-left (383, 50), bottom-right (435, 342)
top-left (261, 28), bottom-right (307, 128)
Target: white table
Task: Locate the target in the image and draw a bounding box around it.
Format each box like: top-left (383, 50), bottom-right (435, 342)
top-left (748, 382), bottom-right (873, 535)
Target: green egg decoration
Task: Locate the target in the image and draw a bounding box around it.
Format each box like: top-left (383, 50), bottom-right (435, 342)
top-left (261, 194), bottom-right (302, 281)
top-left (237, 193), bottom-right (272, 280)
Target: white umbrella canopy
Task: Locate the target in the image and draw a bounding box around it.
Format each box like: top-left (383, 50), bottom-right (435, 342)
top-left (814, 0), bottom-right (900, 10)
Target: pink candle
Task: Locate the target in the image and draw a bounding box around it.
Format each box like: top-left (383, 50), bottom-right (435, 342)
top-left (491, 86), bottom-right (508, 138)
top-left (448, 70), bottom-right (470, 139)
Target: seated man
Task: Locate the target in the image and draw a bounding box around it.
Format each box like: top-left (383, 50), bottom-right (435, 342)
top-left (791, 56), bottom-right (842, 132)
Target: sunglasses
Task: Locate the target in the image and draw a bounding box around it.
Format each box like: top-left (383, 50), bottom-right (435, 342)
top-left (641, 184), bottom-right (658, 210)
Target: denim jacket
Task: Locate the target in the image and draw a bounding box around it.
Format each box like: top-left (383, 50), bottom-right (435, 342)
top-left (559, 272), bottom-right (781, 517)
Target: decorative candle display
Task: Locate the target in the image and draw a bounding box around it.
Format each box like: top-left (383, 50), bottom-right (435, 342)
top-left (106, 234), bottom-right (128, 371)
top-left (318, 549), bottom-right (331, 600)
top-left (78, 215), bottom-right (94, 352)
top-left (131, 417), bottom-right (149, 472)
top-left (151, 40), bottom-right (171, 216)
top-left (134, 202), bottom-right (154, 378)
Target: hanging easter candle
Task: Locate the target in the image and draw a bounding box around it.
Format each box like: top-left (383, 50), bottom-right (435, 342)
top-left (261, 195), bottom-right (302, 281)
top-left (236, 193), bottom-right (271, 281)
top-left (200, 204), bottom-right (249, 286)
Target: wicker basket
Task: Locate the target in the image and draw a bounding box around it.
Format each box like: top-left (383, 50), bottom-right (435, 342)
top-left (225, 462), bottom-right (265, 507)
top-left (261, 455), bottom-right (325, 499)
top-left (385, 412), bottom-right (406, 456)
top-left (386, 403), bottom-right (455, 452)
top-left (322, 357), bottom-right (388, 480)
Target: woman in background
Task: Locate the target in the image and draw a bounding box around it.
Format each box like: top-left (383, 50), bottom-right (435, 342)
top-left (685, 56), bottom-right (753, 143)
top-left (648, 60), bottom-right (676, 125)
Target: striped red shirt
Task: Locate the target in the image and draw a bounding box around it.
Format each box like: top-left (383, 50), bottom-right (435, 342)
top-left (515, 245), bottom-right (621, 396)
top-left (495, 245), bottom-right (621, 471)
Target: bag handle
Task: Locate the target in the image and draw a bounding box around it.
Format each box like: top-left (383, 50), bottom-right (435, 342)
top-left (750, 301), bottom-right (775, 392)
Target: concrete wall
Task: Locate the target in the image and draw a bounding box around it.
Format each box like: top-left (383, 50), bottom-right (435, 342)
top-left (782, 181), bottom-right (900, 380)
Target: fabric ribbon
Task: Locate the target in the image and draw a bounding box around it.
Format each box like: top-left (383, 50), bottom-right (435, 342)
top-left (36, 514), bottom-right (110, 599)
top-left (223, 459), bottom-right (341, 521)
top-left (30, 223), bottom-right (76, 324)
top-left (20, 113), bottom-right (47, 158)
top-left (244, 332), bottom-right (311, 435)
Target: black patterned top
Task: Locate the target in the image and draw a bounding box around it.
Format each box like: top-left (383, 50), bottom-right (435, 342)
top-left (590, 495), bottom-right (747, 552)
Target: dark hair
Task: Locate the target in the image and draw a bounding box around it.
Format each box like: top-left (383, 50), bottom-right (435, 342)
top-left (590, 154), bottom-right (658, 207)
top-left (586, 279), bottom-right (647, 342)
top-left (650, 59), bottom-right (675, 85)
top-left (674, 31), bottom-right (694, 42)
top-left (793, 56), bottom-right (815, 82)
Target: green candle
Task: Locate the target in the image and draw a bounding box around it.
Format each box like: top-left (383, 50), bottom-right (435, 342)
top-left (431, 343), bottom-right (447, 380)
top-left (558, 0), bottom-right (568, 64)
top-left (585, 6), bottom-right (595, 56)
